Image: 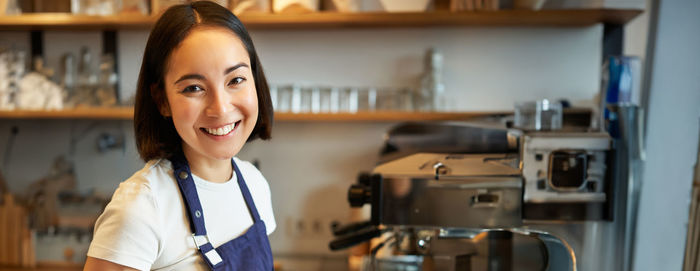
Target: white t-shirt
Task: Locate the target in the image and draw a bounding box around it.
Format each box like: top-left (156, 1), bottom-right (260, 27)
top-left (87, 157), bottom-right (276, 271)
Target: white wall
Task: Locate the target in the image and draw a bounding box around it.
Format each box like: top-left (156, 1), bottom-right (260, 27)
top-left (632, 0), bottom-right (700, 269)
top-left (2, 22), bottom-right (606, 267)
top-left (252, 27), bottom-right (602, 110)
top-left (118, 26), bottom-right (603, 110)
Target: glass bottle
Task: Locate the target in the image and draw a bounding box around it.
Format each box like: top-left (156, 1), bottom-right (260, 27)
top-left (417, 48), bottom-right (446, 112)
top-left (76, 47), bottom-right (97, 106)
top-left (60, 53), bottom-right (76, 106)
top-left (96, 54), bottom-right (118, 106)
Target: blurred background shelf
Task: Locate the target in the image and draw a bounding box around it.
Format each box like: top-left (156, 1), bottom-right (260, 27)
top-left (274, 111), bottom-right (511, 121)
top-left (0, 107), bottom-right (508, 121)
top-left (239, 9), bottom-right (643, 29)
top-left (0, 9), bottom-right (643, 30)
top-left (0, 107), bottom-right (134, 119)
top-left (0, 107), bottom-right (592, 122)
top-left (0, 13), bottom-right (154, 30)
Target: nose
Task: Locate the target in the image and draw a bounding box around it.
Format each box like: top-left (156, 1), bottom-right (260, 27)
top-left (205, 88), bottom-right (231, 117)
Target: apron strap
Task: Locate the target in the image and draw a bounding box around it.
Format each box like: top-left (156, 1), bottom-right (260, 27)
top-left (171, 155), bottom-right (208, 236)
top-left (171, 154), bottom-right (224, 268)
top-left (232, 159), bottom-right (262, 222)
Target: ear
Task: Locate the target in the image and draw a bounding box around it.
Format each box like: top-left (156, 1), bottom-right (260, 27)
top-left (151, 85), bottom-right (171, 117)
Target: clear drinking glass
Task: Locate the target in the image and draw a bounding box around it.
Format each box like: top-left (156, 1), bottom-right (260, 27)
top-left (290, 84), bottom-right (302, 113)
top-left (358, 87), bottom-right (377, 112)
top-left (413, 85), bottom-right (433, 112)
top-left (376, 88), bottom-right (401, 111)
top-left (269, 85), bottom-right (278, 111)
top-left (318, 86), bottom-right (332, 113)
top-left (310, 86), bottom-right (321, 113)
top-left (339, 87), bottom-right (358, 113)
top-left (276, 84), bottom-right (293, 112)
top-left (329, 87), bottom-right (340, 113)
top-left (299, 86), bottom-right (313, 113)
top-left (397, 87), bottom-right (414, 112)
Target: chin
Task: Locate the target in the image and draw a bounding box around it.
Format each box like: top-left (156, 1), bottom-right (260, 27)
top-left (210, 148), bottom-right (241, 160)
top-left (209, 152), bottom-right (236, 160)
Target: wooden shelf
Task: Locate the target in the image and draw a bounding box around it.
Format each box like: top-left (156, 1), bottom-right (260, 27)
top-left (0, 107), bottom-right (513, 121)
top-left (0, 107), bottom-right (133, 119)
top-left (0, 107), bottom-right (591, 122)
top-left (275, 111), bottom-right (511, 121)
top-left (0, 9), bottom-right (642, 30)
top-left (239, 9), bottom-right (643, 29)
top-left (0, 13), bottom-right (154, 30)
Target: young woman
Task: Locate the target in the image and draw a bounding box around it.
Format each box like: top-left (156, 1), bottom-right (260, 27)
top-left (84, 2), bottom-right (275, 270)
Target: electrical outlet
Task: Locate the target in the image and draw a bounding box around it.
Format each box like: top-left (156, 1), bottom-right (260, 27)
top-left (285, 217), bottom-right (336, 239)
top-left (297, 219), bottom-right (308, 236)
top-left (285, 217), bottom-right (310, 237)
top-left (284, 217), bottom-right (294, 236)
top-left (285, 216), bottom-right (300, 237)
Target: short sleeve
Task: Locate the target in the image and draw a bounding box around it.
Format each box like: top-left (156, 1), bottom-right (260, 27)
top-left (87, 180), bottom-right (161, 270)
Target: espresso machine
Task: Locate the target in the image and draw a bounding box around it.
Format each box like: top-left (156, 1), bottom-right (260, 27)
top-left (329, 117), bottom-right (641, 271)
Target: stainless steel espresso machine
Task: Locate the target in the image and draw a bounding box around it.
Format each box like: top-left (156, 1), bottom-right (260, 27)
top-left (329, 116), bottom-right (642, 271)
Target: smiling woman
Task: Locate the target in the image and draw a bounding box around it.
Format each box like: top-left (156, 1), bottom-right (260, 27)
top-left (83, 2), bottom-right (276, 271)
top-left (163, 27), bottom-right (260, 180)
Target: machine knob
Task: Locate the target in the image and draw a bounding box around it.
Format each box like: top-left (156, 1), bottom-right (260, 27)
top-left (357, 172), bottom-right (372, 186)
top-left (433, 162), bottom-right (450, 179)
top-left (348, 184), bottom-right (371, 207)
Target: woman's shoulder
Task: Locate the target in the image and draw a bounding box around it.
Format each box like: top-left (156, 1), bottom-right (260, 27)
top-left (89, 160), bottom-right (172, 270)
top-left (110, 159), bottom-right (179, 208)
top-left (123, 159), bottom-right (176, 190)
top-left (100, 158), bottom-right (182, 230)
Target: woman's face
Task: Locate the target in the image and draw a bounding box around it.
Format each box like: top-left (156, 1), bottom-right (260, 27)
top-left (162, 26), bottom-right (258, 163)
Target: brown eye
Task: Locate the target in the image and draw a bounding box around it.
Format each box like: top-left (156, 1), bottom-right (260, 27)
top-left (228, 77), bottom-right (245, 86)
top-left (181, 85), bottom-right (203, 93)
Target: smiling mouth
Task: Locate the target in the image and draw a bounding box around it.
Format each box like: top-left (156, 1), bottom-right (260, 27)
top-left (201, 121), bottom-right (240, 136)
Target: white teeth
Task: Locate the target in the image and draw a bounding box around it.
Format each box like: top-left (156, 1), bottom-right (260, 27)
top-left (204, 123), bottom-right (235, 136)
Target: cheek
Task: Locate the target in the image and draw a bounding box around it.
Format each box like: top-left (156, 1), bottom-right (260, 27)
top-left (248, 93), bottom-right (259, 114)
top-left (242, 86), bottom-right (259, 114)
top-left (169, 99), bottom-right (199, 129)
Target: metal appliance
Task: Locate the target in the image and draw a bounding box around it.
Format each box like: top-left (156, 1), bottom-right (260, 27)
top-left (329, 116), bottom-right (642, 271)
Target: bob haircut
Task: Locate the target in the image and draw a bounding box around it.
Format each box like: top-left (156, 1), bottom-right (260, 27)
top-left (134, 1), bottom-right (273, 162)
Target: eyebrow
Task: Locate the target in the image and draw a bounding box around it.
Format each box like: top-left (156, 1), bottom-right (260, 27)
top-left (173, 74), bottom-right (205, 84)
top-left (173, 63), bottom-right (250, 85)
top-left (225, 63), bottom-right (249, 75)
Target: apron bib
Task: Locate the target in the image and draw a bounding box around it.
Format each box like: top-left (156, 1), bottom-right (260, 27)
top-left (170, 155), bottom-right (274, 270)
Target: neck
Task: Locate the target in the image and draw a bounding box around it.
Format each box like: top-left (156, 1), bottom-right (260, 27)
top-left (182, 146), bottom-right (233, 183)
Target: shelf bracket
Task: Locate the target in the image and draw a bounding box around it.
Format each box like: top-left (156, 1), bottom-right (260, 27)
top-left (30, 30), bottom-right (43, 66)
top-left (102, 30), bottom-right (120, 102)
top-left (602, 23), bottom-right (624, 61)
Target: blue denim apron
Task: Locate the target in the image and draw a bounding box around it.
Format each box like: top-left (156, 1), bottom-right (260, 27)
top-left (170, 155), bottom-right (274, 270)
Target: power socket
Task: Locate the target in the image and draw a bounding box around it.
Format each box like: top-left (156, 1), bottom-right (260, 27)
top-left (285, 216), bottom-right (335, 239)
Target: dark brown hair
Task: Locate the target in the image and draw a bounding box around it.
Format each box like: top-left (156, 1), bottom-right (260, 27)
top-left (134, 1), bottom-right (273, 161)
